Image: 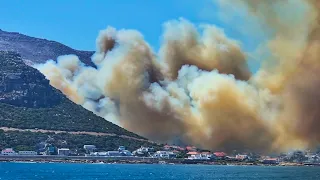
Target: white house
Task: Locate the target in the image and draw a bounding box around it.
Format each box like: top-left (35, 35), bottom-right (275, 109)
top-left (1, 148), bottom-right (17, 156)
top-left (187, 152), bottom-right (211, 160)
top-left (83, 145), bottom-right (96, 153)
top-left (133, 146), bottom-right (154, 156)
top-left (58, 148), bottom-right (70, 156)
top-left (153, 151), bottom-right (176, 159)
top-left (18, 151), bottom-right (37, 156)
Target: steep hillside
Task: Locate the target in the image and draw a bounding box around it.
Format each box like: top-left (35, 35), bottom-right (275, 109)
top-left (0, 51), bottom-right (145, 140)
top-left (0, 29), bottom-right (94, 66)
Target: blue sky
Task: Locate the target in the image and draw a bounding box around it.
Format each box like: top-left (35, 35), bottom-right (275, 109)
top-left (0, 0), bottom-right (260, 71)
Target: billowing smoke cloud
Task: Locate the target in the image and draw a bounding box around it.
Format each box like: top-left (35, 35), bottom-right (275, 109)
top-left (274, 0), bottom-right (320, 150)
top-left (35, 0), bottom-right (320, 153)
top-left (160, 19), bottom-right (251, 81)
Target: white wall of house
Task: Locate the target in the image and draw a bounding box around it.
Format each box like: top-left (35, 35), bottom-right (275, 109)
top-left (58, 148), bottom-right (70, 156)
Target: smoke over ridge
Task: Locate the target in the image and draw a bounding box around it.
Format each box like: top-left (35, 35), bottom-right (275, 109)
top-left (35, 0), bottom-right (320, 153)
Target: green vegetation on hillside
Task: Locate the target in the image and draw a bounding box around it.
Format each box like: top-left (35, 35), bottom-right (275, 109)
top-left (0, 51), bottom-right (146, 140)
top-left (0, 102), bottom-right (144, 139)
top-left (0, 130), bottom-right (160, 152)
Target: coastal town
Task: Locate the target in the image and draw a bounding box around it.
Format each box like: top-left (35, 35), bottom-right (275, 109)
top-left (1, 143), bottom-right (319, 166)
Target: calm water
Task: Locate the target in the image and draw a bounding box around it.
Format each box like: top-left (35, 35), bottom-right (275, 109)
top-left (0, 163), bottom-right (320, 180)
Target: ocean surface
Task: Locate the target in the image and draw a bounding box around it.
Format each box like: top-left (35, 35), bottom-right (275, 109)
top-left (0, 163), bottom-right (319, 180)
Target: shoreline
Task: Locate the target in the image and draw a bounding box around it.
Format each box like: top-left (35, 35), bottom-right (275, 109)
top-left (0, 155), bottom-right (317, 167)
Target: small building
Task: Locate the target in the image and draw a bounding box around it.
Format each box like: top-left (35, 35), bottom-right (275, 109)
top-left (133, 146), bottom-right (154, 157)
top-left (187, 152), bottom-right (211, 160)
top-left (262, 158), bottom-right (279, 164)
top-left (92, 152), bottom-right (108, 156)
top-left (58, 148), bottom-right (70, 156)
top-left (187, 151), bottom-right (199, 155)
top-left (1, 148), bottom-right (17, 156)
top-left (137, 146), bottom-right (153, 153)
top-left (153, 151), bottom-right (176, 159)
top-left (213, 152), bottom-right (227, 159)
top-left (186, 146), bottom-right (197, 152)
top-left (18, 151), bottom-right (37, 156)
top-left (107, 151), bottom-right (122, 157)
top-left (187, 152), bottom-right (199, 160)
top-left (236, 154), bottom-right (248, 161)
top-left (83, 145), bottom-right (96, 153)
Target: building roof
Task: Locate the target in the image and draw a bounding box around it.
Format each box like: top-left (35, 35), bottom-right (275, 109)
top-left (264, 158), bottom-right (278, 161)
top-left (214, 152), bottom-right (227, 157)
top-left (84, 145), bottom-right (96, 147)
top-left (2, 148), bottom-right (14, 153)
top-left (186, 146), bottom-right (197, 151)
top-left (187, 151), bottom-right (199, 155)
top-left (96, 152), bottom-right (108, 156)
top-left (236, 155), bottom-right (248, 159)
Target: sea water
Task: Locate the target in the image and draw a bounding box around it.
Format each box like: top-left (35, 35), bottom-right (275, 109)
top-left (0, 162), bottom-right (319, 180)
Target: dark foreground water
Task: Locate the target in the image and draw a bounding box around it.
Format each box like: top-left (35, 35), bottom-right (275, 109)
top-left (0, 163), bottom-right (320, 180)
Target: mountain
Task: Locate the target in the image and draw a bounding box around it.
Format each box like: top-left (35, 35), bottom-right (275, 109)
top-left (0, 51), bottom-right (141, 137)
top-left (0, 29), bottom-right (94, 66)
top-left (0, 51), bottom-right (159, 152)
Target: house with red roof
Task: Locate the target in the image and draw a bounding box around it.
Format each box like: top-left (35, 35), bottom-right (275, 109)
top-left (185, 146), bottom-right (197, 152)
top-left (213, 152), bottom-right (227, 159)
top-left (187, 151), bottom-right (199, 155)
top-left (1, 148), bottom-right (17, 155)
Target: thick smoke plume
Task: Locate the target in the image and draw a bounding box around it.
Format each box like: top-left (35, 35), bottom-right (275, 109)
top-left (35, 0), bottom-right (320, 153)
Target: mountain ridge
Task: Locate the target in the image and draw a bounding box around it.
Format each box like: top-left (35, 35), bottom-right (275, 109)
top-left (0, 50), bottom-right (161, 151)
top-left (0, 29), bottom-right (95, 66)
top-left (0, 30), bottom-right (163, 151)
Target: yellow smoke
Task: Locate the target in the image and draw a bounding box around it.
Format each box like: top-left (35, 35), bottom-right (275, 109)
top-left (35, 0), bottom-right (320, 153)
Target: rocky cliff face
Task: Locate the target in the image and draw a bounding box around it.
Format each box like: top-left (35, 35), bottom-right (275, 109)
top-left (0, 51), bottom-right (62, 108)
top-left (0, 30), bottom-right (95, 108)
top-left (0, 29), bottom-right (94, 66)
